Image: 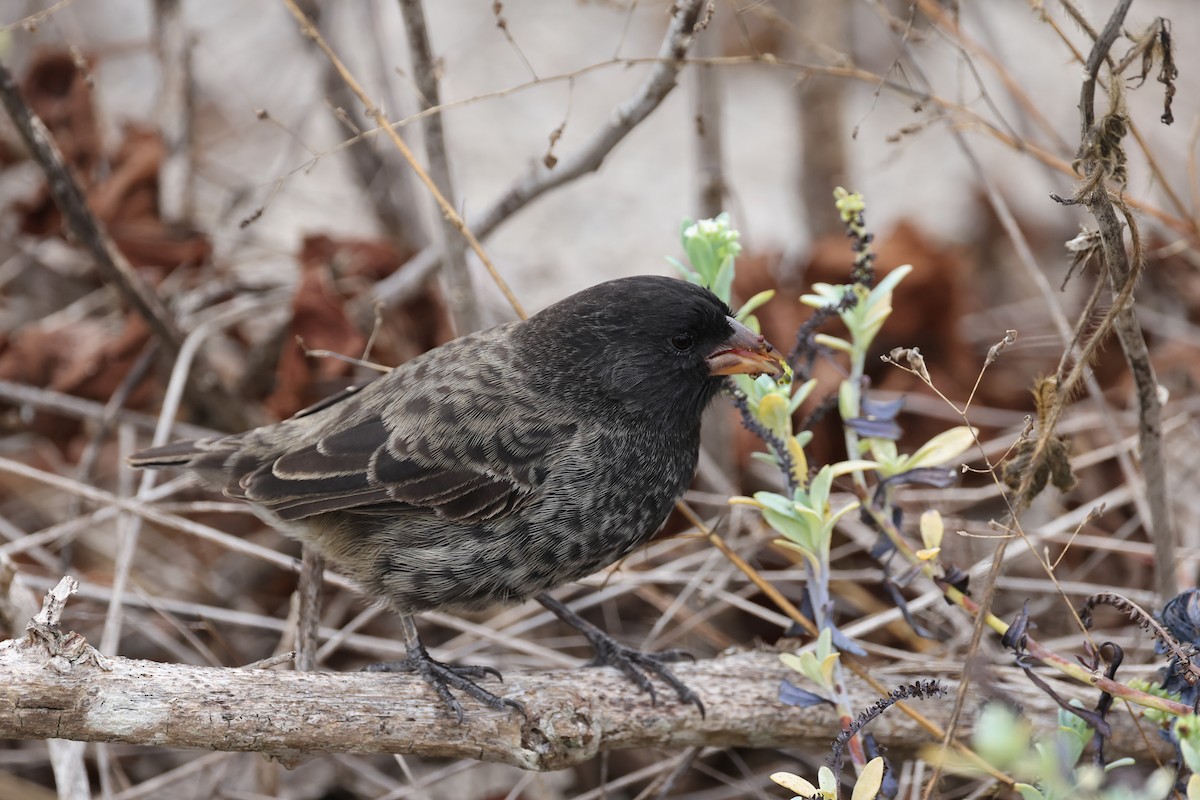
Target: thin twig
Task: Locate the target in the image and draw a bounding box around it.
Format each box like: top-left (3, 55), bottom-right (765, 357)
top-left (154, 0), bottom-right (193, 224)
top-left (296, 546), bottom-right (324, 672)
top-left (0, 379), bottom-right (214, 441)
top-left (370, 0), bottom-right (709, 308)
top-left (693, 30), bottom-right (726, 219)
top-left (279, 0), bottom-right (527, 320)
top-left (396, 0), bottom-right (481, 333)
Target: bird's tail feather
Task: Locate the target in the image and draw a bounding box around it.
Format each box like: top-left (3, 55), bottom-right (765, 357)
top-left (127, 440), bottom-right (206, 469)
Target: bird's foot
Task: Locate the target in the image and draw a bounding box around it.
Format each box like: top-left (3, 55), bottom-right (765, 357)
top-left (585, 637), bottom-right (705, 717)
top-left (363, 653), bottom-right (525, 722)
top-left (536, 592), bottom-right (705, 716)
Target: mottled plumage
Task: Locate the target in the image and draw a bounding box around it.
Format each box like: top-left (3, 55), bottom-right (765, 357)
top-left (130, 275), bottom-right (784, 719)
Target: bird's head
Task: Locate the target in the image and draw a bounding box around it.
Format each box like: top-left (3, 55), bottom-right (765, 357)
top-left (519, 276), bottom-right (786, 421)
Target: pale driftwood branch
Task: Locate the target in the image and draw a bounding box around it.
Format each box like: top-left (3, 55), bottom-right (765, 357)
top-left (0, 579), bottom-right (1172, 771)
top-left (370, 0), bottom-right (709, 308)
top-left (792, 0), bottom-right (849, 241)
top-left (397, 0), bottom-right (481, 333)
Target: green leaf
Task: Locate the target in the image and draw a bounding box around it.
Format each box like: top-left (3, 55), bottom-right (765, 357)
top-left (750, 451), bottom-right (778, 467)
top-left (807, 465), bottom-right (836, 513)
top-left (919, 510), bottom-right (944, 550)
top-left (679, 217), bottom-right (695, 243)
top-left (838, 380), bottom-right (859, 422)
top-left (713, 256), bottom-right (735, 303)
top-left (760, 509), bottom-right (812, 548)
top-left (788, 378), bottom-right (819, 414)
top-left (830, 459), bottom-right (881, 478)
top-left (1015, 784), bottom-right (1044, 800)
top-left (779, 652), bottom-right (807, 675)
top-left (736, 289), bottom-right (775, 320)
top-left (685, 235), bottom-right (716, 279)
top-left (973, 704), bottom-right (1032, 766)
top-left (817, 766), bottom-right (837, 794)
top-left (813, 333), bottom-right (853, 354)
top-left (1182, 735), bottom-right (1200, 773)
top-left (757, 392), bottom-right (792, 438)
top-left (871, 264), bottom-right (914, 299)
top-left (826, 498), bottom-right (861, 529)
top-left (867, 438), bottom-right (902, 475)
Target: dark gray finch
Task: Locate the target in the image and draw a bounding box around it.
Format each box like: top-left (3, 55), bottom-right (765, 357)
top-left (129, 275), bottom-right (785, 720)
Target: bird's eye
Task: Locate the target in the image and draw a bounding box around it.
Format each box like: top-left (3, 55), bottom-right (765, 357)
top-left (670, 332), bottom-right (694, 351)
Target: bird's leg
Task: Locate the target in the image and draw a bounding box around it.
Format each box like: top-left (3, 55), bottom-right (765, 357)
top-left (536, 593), bottom-right (705, 717)
top-left (362, 614), bottom-right (525, 722)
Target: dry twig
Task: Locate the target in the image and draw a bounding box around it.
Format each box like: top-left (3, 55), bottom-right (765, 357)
top-left (370, 0), bottom-right (709, 308)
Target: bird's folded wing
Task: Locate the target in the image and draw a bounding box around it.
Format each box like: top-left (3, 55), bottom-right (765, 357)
top-left (234, 414), bottom-right (577, 524)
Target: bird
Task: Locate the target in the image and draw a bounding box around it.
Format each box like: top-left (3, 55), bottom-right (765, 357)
top-left (128, 275), bottom-right (785, 720)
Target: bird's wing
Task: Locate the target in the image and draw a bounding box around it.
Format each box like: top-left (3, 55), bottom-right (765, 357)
top-left (232, 396), bottom-right (578, 525)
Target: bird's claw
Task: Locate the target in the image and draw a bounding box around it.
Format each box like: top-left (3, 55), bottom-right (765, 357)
top-left (586, 638), bottom-right (705, 717)
top-left (363, 655), bottom-right (525, 722)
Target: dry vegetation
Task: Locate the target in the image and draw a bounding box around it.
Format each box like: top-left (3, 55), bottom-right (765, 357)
top-left (1, 0), bottom-right (1199, 798)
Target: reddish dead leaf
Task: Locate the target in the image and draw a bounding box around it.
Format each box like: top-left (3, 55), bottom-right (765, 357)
top-left (16, 50), bottom-right (101, 236)
top-left (0, 314), bottom-right (154, 447)
top-left (12, 51), bottom-right (210, 275)
top-left (263, 235), bottom-right (453, 419)
top-left (98, 125), bottom-right (211, 272)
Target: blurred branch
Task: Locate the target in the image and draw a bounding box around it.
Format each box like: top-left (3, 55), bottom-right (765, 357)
top-left (693, 27), bottom-right (725, 219)
top-left (321, 1), bottom-right (430, 254)
top-left (371, 0), bottom-right (710, 308)
top-left (0, 379), bottom-right (214, 441)
top-left (154, 0), bottom-right (193, 225)
top-left (280, 0), bottom-right (527, 319)
top-left (291, 47), bottom-right (1186, 309)
top-left (791, 0), bottom-right (848, 241)
top-left (396, 0), bottom-right (480, 332)
top-left (0, 62), bottom-right (245, 431)
top-left (0, 588), bottom-right (1170, 770)
top-left (295, 546), bottom-right (324, 672)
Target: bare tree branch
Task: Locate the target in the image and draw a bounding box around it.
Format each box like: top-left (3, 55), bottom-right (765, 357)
top-left (0, 614), bottom-right (1169, 771)
top-left (280, 0), bottom-right (527, 319)
top-left (371, 0), bottom-right (710, 308)
top-left (321, 2), bottom-right (432, 255)
top-left (154, 0), bottom-right (193, 225)
top-left (693, 23), bottom-right (725, 220)
top-left (396, 0), bottom-right (481, 333)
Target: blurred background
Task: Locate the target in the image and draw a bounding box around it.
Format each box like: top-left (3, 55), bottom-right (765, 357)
top-left (1, 0), bottom-right (1199, 797)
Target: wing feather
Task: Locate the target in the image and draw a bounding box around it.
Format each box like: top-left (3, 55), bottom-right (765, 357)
top-left (132, 328), bottom-right (576, 526)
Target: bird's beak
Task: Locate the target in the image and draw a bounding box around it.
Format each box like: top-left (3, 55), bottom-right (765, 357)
top-left (707, 317), bottom-right (786, 378)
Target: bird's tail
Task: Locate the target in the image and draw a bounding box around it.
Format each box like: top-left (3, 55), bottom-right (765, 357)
top-left (127, 440), bottom-right (208, 469)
